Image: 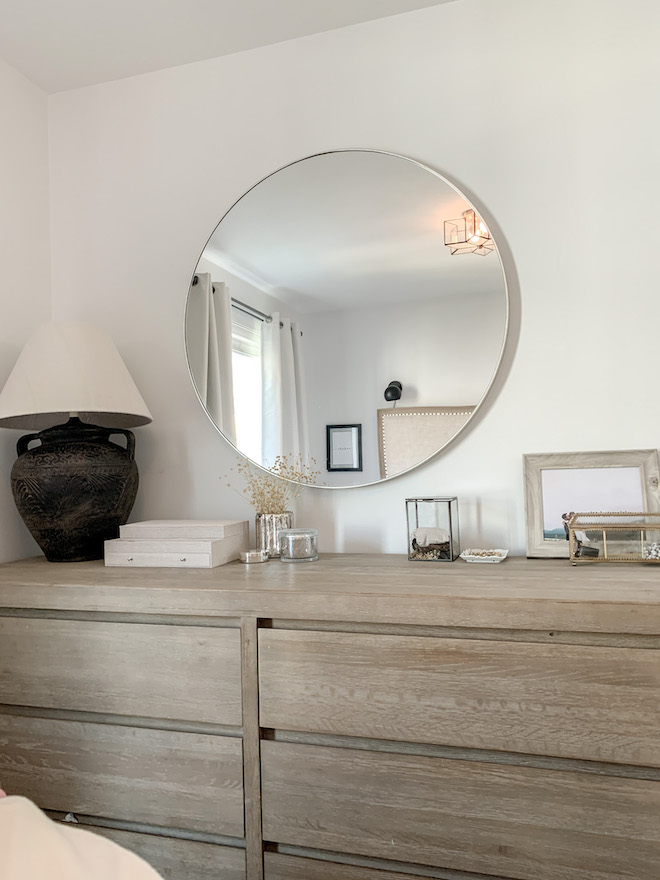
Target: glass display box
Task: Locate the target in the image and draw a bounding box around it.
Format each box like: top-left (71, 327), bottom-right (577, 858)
top-left (567, 512), bottom-right (660, 563)
top-left (406, 497), bottom-right (459, 561)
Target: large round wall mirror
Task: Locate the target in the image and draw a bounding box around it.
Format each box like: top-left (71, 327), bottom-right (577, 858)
top-left (185, 150), bottom-right (508, 488)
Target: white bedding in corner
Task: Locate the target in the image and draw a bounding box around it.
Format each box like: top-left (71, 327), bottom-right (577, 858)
top-left (0, 796), bottom-right (163, 880)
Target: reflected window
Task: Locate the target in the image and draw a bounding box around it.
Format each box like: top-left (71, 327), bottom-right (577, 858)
top-left (231, 308), bottom-right (262, 462)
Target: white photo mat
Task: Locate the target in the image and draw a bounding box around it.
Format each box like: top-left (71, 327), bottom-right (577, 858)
top-left (523, 449), bottom-right (660, 557)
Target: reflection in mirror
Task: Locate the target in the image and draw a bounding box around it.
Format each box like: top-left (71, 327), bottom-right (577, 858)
top-left (186, 150), bottom-right (508, 488)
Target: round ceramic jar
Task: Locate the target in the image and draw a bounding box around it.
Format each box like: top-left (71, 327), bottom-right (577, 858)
top-left (278, 528), bottom-right (318, 562)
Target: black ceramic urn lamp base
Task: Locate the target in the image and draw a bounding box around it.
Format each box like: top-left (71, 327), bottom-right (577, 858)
top-left (10, 417), bottom-right (139, 562)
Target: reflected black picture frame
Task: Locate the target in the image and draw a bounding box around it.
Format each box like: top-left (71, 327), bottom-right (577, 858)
top-left (327, 424), bottom-right (363, 472)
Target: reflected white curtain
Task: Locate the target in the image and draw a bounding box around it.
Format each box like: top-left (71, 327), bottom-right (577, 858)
top-left (261, 313), bottom-right (309, 466)
top-left (185, 273), bottom-right (236, 443)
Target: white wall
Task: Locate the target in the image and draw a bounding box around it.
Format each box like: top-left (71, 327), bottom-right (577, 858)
top-left (47, 0), bottom-right (660, 554)
top-left (0, 59), bottom-right (51, 562)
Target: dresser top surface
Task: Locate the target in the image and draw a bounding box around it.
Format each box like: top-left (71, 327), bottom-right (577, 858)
top-left (0, 554), bottom-right (659, 632)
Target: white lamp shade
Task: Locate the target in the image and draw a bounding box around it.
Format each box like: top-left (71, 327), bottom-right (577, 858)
top-left (0, 322), bottom-right (153, 430)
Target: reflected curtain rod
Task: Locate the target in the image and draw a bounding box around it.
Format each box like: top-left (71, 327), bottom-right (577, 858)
top-left (192, 275), bottom-right (299, 333)
top-left (192, 274), bottom-right (273, 323)
top-left (230, 297), bottom-right (273, 324)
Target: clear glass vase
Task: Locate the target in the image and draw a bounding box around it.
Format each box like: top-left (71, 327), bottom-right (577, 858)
top-left (255, 511), bottom-right (294, 558)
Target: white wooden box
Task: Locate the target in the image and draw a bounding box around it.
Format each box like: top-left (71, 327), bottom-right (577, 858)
top-left (119, 519), bottom-right (247, 540)
top-left (105, 523), bottom-right (248, 568)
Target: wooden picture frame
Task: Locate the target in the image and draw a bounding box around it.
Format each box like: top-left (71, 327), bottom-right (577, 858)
top-left (523, 449), bottom-right (660, 557)
top-left (326, 424), bottom-right (362, 472)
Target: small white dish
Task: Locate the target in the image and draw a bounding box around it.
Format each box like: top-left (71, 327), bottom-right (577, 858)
top-left (459, 549), bottom-right (509, 563)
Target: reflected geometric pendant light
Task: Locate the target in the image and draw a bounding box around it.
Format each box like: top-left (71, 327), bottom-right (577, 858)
top-left (444, 208), bottom-right (494, 255)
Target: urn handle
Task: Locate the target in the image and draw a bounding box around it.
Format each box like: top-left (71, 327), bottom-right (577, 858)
top-left (16, 433), bottom-right (41, 456)
top-left (109, 429), bottom-right (136, 460)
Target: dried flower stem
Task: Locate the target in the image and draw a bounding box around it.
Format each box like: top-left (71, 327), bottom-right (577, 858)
top-left (223, 455), bottom-right (320, 514)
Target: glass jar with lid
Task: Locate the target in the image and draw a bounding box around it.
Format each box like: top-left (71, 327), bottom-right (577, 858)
top-left (278, 528), bottom-right (318, 562)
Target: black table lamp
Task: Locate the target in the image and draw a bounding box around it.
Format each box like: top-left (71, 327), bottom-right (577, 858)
top-left (0, 322), bottom-right (152, 562)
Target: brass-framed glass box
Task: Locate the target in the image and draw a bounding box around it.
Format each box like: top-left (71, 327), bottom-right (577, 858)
top-left (568, 512), bottom-right (660, 563)
top-left (406, 496), bottom-right (459, 561)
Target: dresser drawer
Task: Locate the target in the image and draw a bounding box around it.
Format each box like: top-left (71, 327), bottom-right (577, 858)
top-left (0, 714), bottom-right (244, 837)
top-left (91, 828), bottom-right (246, 880)
top-left (0, 617), bottom-right (241, 725)
top-left (105, 551), bottom-right (220, 568)
top-left (261, 741), bottom-right (660, 880)
top-left (259, 629), bottom-right (660, 765)
top-left (264, 852), bottom-right (429, 880)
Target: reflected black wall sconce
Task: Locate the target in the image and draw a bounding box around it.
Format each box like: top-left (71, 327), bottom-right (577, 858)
top-left (384, 380), bottom-right (402, 404)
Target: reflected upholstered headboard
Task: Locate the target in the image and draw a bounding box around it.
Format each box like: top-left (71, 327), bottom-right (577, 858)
top-left (377, 406), bottom-right (475, 479)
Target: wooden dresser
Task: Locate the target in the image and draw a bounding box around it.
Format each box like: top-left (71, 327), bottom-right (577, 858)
top-left (0, 555), bottom-right (658, 880)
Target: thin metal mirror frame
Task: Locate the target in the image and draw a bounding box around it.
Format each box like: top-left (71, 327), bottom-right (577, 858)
top-left (185, 148), bottom-right (510, 489)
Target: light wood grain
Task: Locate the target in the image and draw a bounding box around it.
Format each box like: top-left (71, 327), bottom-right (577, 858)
top-left (241, 617), bottom-right (264, 880)
top-left (269, 618), bottom-right (660, 647)
top-left (259, 629), bottom-right (660, 766)
top-left (0, 617), bottom-right (241, 724)
top-left (1, 554), bottom-right (660, 880)
top-left (89, 827), bottom-right (246, 880)
top-left (264, 852), bottom-right (474, 880)
top-left (0, 714), bottom-right (244, 836)
top-left (261, 741), bottom-right (660, 880)
top-left (0, 555), bottom-right (660, 633)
